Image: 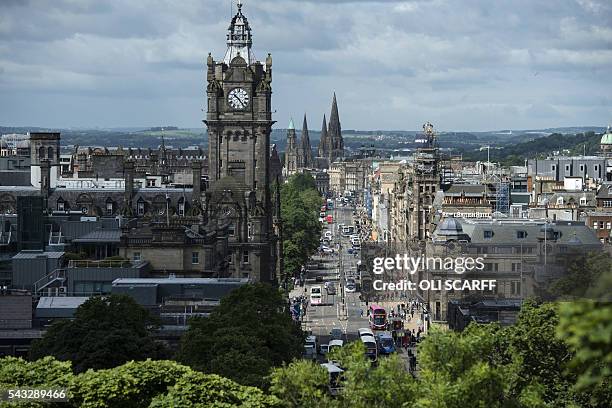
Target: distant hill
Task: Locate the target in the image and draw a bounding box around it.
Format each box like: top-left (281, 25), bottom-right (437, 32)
top-left (461, 131), bottom-right (602, 165)
top-left (1, 126), bottom-right (606, 158)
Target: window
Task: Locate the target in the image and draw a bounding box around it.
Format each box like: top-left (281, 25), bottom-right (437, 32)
top-left (580, 165), bottom-right (584, 172)
top-left (147, 179), bottom-right (157, 187)
top-left (511, 281), bottom-right (521, 296)
top-left (580, 197), bottom-right (587, 206)
top-left (133, 252), bottom-right (141, 262)
top-left (557, 197), bottom-right (564, 205)
top-left (599, 221), bottom-right (605, 229)
top-left (565, 165), bottom-right (570, 172)
top-left (604, 200), bottom-right (612, 208)
top-left (516, 230), bottom-right (527, 239)
top-left (607, 222), bottom-right (611, 230)
top-left (228, 223), bottom-right (235, 236)
top-left (243, 251), bottom-right (249, 264)
top-left (106, 202), bottom-right (113, 215)
top-left (192, 252), bottom-right (199, 265)
top-left (137, 201), bottom-right (145, 216)
top-left (484, 230), bottom-right (494, 239)
top-left (57, 201), bottom-right (64, 212)
top-left (178, 202), bottom-right (185, 216)
top-left (511, 263), bottom-right (521, 272)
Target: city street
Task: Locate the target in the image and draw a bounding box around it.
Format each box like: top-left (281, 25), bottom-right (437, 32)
top-left (291, 202), bottom-right (423, 371)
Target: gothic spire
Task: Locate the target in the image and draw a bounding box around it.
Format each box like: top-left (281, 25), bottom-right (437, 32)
top-left (328, 92), bottom-right (342, 152)
top-left (318, 114), bottom-right (328, 158)
top-left (300, 113), bottom-right (313, 168)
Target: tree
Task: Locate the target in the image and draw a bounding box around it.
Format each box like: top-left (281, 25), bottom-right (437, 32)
top-left (149, 371), bottom-right (281, 408)
top-left (0, 357), bottom-right (281, 408)
top-left (557, 301), bottom-right (612, 407)
top-left (551, 252), bottom-right (612, 299)
top-left (281, 173), bottom-right (322, 280)
top-left (178, 283), bottom-right (304, 389)
top-left (29, 294), bottom-right (168, 373)
top-left (269, 360), bottom-right (333, 408)
top-left (504, 301), bottom-right (576, 405)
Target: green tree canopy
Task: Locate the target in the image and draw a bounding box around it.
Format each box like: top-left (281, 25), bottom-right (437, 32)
top-left (0, 358), bottom-right (280, 408)
top-left (28, 294), bottom-right (168, 373)
top-left (280, 173), bottom-right (322, 280)
top-left (178, 283), bottom-right (304, 389)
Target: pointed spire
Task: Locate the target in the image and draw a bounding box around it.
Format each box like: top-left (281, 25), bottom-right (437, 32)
top-left (327, 92), bottom-right (343, 160)
top-left (300, 113), bottom-right (313, 168)
top-left (288, 117), bottom-right (295, 130)
top-left (318, 114), bottom-right (328, 158)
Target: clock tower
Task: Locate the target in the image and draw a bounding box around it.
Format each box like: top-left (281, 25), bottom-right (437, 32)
top-left (204, 1), bottom-right (279, 283)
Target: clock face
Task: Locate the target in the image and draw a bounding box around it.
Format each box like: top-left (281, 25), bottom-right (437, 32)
top-left (228, 88), bottom-right (249, 110)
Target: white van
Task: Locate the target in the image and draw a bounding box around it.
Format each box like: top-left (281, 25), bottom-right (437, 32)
top-left (310, 286), bottom-right (322, 305)
top-left (304, 335), bottom-right (317, 360)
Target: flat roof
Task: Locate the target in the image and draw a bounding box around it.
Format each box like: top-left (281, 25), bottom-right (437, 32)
top-left (36, 297), bottom-right (89, 309)
top-left (112, 278), bottom-right (249, 286)
top-left (73, 230), bottom-right (121, 243)
top-left (12, 250), bottom-right (65, 260)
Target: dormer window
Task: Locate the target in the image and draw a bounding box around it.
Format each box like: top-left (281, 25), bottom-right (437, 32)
top-left (557, 197), bottom-right (564, 205)
top-left (580, 197), bottom-right (587, 206)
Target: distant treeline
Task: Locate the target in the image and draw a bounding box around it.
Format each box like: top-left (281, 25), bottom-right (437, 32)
top-left (460, 131), bottom-right (600, 166)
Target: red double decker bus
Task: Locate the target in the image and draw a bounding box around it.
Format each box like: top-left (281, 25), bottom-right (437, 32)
top-left (368, 305), bottom-right (387, 330)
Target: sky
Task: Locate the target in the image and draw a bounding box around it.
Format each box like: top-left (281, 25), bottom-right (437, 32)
top-left (0, 0), bottom-right (610, 132)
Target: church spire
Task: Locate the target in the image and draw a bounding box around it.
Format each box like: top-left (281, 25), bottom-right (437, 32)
top-left (318, 114), bottom-right (328, 158)
top-left (327, 92), bottom-right (343, 160)
top-left (224, 0), bottom-right (255, 65)
top-left (300, 113), bottom-right (313, 168)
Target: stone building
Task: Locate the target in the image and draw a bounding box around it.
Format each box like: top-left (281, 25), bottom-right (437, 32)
top-left (422, 217), bottom-right (601, 321)
top-left (203, 1), bottom-right (281, 283)
top-left (283, 118), bottom-right (299, 176)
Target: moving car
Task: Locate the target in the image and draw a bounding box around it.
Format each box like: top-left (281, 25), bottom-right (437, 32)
top-left (330, 328), bottom-right (344, 341)
top-left (377, 332), bottom-right (396, 355)
top-left (325, 282), bottom-right (336, 295)
top-left (345, 278), bottom-right (356, 293)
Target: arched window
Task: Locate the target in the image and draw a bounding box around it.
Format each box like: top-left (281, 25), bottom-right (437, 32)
top-left (47, 147), bottom-right (54, 160)
top-left (39, 146), bottom-right (45, 159)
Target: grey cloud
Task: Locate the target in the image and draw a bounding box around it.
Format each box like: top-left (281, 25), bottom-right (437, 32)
top-left (0, 0), bottom-right (609, 130)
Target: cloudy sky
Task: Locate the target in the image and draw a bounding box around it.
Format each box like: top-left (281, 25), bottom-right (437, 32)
top-left (0, 0), bottom-right (610, 131)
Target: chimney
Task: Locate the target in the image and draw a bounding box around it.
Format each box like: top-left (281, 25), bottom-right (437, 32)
top-left (124, 160), bottom-right (135, 204)
top-left (192, 161), bottom-right (202, 201)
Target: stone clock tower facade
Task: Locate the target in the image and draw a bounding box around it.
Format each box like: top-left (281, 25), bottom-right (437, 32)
top-left (204, 1), bottom-right (280, 283)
